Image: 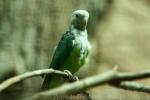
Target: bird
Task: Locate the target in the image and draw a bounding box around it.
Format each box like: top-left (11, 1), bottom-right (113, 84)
top-left (41, 9), bottom-right (91, 90)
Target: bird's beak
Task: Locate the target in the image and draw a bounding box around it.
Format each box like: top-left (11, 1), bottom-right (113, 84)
top-left (81, 17), bottom-right (88, 25)
top-left (81, 20), bottom-right (87, 26)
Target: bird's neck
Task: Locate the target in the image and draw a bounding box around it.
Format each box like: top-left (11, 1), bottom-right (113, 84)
top-left (69, 24), bottom-right (86, 31)
top-left (69, 25), bottom-right (88, 37)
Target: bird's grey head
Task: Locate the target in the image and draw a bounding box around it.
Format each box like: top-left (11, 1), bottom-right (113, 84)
top-left (70, 10), bottom-right (89, 30)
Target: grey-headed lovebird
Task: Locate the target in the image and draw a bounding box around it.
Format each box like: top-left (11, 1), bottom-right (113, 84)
top-left (41, 10), bottom-right (91, 90)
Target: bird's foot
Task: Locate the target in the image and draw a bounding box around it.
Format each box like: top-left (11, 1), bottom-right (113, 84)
top-left (63, 70), bottom-right (73, 80)
top-left (73, 76), bottom-right (79, 81)
top-left (63, 70), bottom-right (79, 81)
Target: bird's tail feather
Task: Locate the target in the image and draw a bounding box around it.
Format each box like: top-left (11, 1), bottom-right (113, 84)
top-left (41, 75), bottom-right (52, 91)
top-left (41, 75), bottom-right (65, 91)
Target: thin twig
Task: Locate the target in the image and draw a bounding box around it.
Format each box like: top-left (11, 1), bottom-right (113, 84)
top-left (114, 81), bottom-right (150, 93)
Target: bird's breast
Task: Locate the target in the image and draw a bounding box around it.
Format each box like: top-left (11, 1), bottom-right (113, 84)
top-left (62, 35), bottom-right (90, 74)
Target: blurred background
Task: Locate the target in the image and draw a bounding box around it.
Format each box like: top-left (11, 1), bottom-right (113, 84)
top-left (0, 0), bottom-right (150, 100)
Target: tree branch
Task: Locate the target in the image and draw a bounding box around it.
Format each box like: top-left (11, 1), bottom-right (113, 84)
top-left (0, 68), bottom-right (150, 100)
top-left (0, 69), bottom-right (68, 92)
top-left (27, 69), bottom-right (150, 100)
top-left (0, 68), bottom-right (92, 100)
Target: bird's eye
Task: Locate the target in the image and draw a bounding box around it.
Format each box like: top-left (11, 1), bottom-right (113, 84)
top-left (75, 14), bottom-right (79, 17)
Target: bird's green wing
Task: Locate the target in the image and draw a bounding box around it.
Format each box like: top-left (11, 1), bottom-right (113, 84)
top-left (49, 31), bottom-right (75, 69)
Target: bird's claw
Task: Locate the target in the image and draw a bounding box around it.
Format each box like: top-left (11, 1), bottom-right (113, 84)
top-left (73, 76), bottom-right (79, 81)
top-left (63, 70), bottom-right (79, 81)
top-left (64, 70), bottom-right (73, 80)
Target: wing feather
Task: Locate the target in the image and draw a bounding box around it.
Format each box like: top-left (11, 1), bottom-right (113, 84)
top-left (49, 31), bottom-right (75, 69)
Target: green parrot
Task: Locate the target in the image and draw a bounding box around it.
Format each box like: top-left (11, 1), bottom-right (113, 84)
top-left (41, 10), bottom-right (91, 90)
